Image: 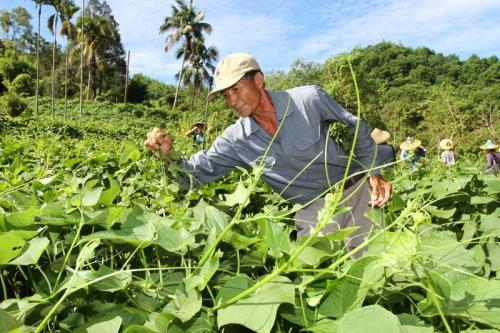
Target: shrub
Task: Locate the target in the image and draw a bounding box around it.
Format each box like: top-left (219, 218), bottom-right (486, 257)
top-left (10, 73), bottom-right (34, 95)
top-left (0, 92), bottom-right (27, 117)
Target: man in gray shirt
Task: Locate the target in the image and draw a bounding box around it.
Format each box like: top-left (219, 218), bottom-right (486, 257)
top-left (144, 53), bottom-right (392, 255)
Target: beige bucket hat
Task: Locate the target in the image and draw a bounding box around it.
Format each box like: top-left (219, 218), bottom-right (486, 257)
top-left (480, 139), bottom-right (498, 150)
top-left (439, 139), bottom-right (453, 150)
top-left (371, 128), bottom-right (391, 144)
top-left (400, 137), bottom-right (422, 150)
top-left (207, 53), bottom-right (261, 101)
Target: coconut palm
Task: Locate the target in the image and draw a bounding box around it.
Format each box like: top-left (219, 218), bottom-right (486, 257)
top-left (176, 40), bottom-right (217, 111)
top-left (47, 0), bottom-right (62, 117)
top-left (74, 15), bottom-right (112, 100)
top-left (59, 0), bottom-right (79, 121)
top-left (33, 1), bottom-right (49, 114)
top-left (159, 0), bottom-right (212, 111)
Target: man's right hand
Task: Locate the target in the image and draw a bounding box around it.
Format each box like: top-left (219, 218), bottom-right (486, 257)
top-left (144, 127), bottom-right (173, 158)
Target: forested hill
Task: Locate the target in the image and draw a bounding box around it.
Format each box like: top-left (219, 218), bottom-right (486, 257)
top-left (267, 42), bottom-right (499, 153)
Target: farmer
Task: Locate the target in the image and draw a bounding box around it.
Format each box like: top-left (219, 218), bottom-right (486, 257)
top-left (439, 139), bottom-right (456, 166)
top-left (371, 128), bottom-right (395, 169)
top-left (400, 137), bottom-right (425, 170)
top-left (144, 53), bottom-right (392, 255)
top-left (185, 121), bottom-right (205, 147)
top-left (481, 139), bottom-right (500, 174)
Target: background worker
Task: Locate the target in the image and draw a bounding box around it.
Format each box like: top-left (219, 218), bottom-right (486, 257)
top-left (144, 53), bottom-right (392, 255)
top-left (439, 138), bottom-right (456, 166)
top-left (185, 121), bottom-right (205, 147)
top-left (481, 139), bottom-right (500, 174)
top-left (400, 137), bottom-right (425, 170)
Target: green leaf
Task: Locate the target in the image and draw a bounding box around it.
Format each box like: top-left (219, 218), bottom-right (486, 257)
top-left (217, 275), bottom-right (295, 333)
top-left (432, 180), bottom-right (461, 200)
top-left (81, 187), bottom-right (103, 207)
top-left (319, 257), bottom-right (385, 318)
top-left (470, 196), bottom-right (494, 205)
top-left (204, 206), bottom-right (229, 234)
top-left (396, 313), bottom-right (434, 333)
top-left (478, 213), bottom-right (500, 237)
top-left (119, 141), bottom-right (141, 166)
top-left (487, 243), bottom-right (500, 271)
top-left (92, 265), bottom-right (132, 292)
top-left (337, 305), bottom-right (404, 333)
top-left (87, 315), bottom-right (122, 333)
top-left (220, 180), bottom-right (251, 207)
top-left (81, 224), bottom-right (155, 248)
top-left (483, 177), bottom-right (500, 194)
top-left (99, 177), bottom-right (120, 206)
top-left (263, 220), bottom-right (292, 258)
top-left (0, 309), bottom-right (20, 332)
top-left (8, 237), bottom-right (49, 265)
top-left (418, 271), bottom-right (500, 329)
top-left (420, 230), bottom-right (482, 273)
top-left (184, 251), bottom-right (221, 291)
top-left (155, 223), bottom-right (195, 253)
top-left (302, 318), bottom-right (339, 333)
top-left (5, 207), bottom-right (38, 227)
top-left (424, 205), bottom-right (456, 219)
top-left (0, 231), bottom-right (26, 264)
top-left (163, 288), bottom-right (202, 323)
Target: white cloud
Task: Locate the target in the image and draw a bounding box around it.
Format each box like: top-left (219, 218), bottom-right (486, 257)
top-left (297, 0), bottom-right (500, 60)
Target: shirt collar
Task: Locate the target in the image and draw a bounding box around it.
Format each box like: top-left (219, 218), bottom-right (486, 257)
top-left (241, 90), bottom-right (296, 137)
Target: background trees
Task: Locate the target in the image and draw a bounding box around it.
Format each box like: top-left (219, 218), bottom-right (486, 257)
top-left (160, 0), bottom-right (216, 110)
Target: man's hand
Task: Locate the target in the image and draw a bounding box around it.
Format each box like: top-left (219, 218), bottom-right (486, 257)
top-left (368, 174), bottom-right (392, 207)
top-left (144, 127), bottom-right (173, 158)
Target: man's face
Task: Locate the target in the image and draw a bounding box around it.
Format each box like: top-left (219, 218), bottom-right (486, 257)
top-left (221, 74), bottom-right (261, 118)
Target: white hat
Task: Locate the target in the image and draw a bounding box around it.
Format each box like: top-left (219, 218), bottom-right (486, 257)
top-left (207, 53), bottom-right (260, 101)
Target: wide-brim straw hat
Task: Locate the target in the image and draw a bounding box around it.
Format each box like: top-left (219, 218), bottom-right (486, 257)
top-left (439, 139), bottom-right (453, 150)
top-left (192, 121), bottom-right (204, 127)
top-left (371, 128), bottom-right (391, 144)
top-left (400, 137), bottom-right (422, 150)
top-left (480, 139), bottom-right (498, 150)
top-left (207, 53), bottom-right (261, 101)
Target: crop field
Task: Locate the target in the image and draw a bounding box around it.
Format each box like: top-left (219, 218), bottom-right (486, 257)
top-left (0, 100), bottom-right (499, 333)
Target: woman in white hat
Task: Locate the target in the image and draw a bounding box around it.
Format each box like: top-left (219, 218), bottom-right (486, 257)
top-left (439, 139), bottom-right (456, 166)
top-left (481, 139), bottom-right (500, 173)
top-left (400, 137), bottom-right (425, 170)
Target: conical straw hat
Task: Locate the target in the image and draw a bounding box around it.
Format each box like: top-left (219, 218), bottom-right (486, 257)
top-left (480, 139), bottom-right (498, 150)
top-left (371, 128), bottom-right (391, 144)
top-left (439, 139), bottom-right (453, 150)
top-left (400, 137), bottom-right (422, 150)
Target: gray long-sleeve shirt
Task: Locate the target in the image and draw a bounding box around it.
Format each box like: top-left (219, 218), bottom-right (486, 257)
top-left (180, 85), bottom-right (379, 204)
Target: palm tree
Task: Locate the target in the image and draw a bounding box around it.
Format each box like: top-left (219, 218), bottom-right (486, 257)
top-left (33, 0), bottom-right (50, 115)
top-left (159, 0), bottom-right (212, 111)
top-left (59, 0), bottom-right (79, 121)
top-left (47, 0), bottom-right (62, 117)
top-left (176, 40), bottom-right (217, 112)
top-left (74, 15), bottom-right (111, 100)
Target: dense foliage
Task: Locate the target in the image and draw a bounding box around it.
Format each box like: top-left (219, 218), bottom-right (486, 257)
top-left (1, 97), bottom-right (499, 333)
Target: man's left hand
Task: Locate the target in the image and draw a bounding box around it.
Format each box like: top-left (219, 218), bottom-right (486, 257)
top-left (368, 174), bottom-right (392, 207)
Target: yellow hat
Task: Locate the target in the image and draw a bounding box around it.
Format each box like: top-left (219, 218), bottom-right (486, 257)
top-left (371, 128), bottom-right (391, 144)
top-left (207, 53), bottom-right (261, 101)
top-left (439, 139), bottom-right (453, 150)
top-left (400, 137), bottom-right (422, 150)
top-left (480, 139), bottom-right (498, 150)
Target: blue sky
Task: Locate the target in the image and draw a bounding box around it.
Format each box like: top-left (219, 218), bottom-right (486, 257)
top-left (1, 0), bottom-right (499, 84)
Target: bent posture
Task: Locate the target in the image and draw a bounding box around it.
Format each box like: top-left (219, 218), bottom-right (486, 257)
top-left (145, 53), bottom-right (392, 255)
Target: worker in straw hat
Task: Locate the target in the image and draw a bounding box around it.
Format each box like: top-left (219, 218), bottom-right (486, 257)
top-left (371, 128), bottom-right (395, 169)
top-left (480, 139), bottom-right (500, 174)
top-left (144, 52), bottom-right (392, 257)
top-left (439, 139), bottom-right (456, 166)
top-left (400, 137), bottom-right (425, 170)
top-left (185, 121), bottom-right (205, 147)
